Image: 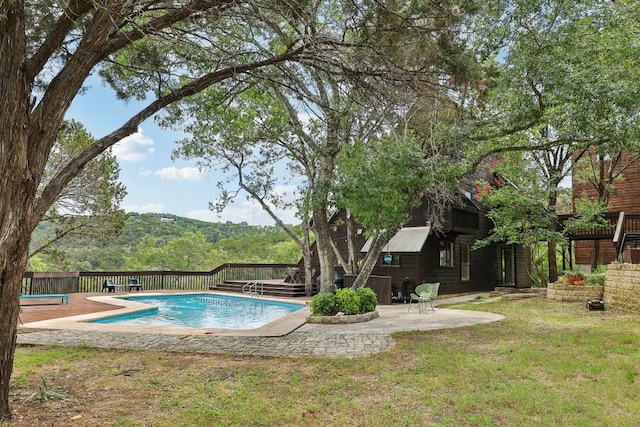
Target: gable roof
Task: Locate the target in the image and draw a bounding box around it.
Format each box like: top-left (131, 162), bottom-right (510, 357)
top-left (361, 226), bottom-right (432, 253)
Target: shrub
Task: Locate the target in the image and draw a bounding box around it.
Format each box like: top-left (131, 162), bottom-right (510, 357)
top-left (310, 292), bottom-right (336, 316)
top-left (585, 272), bottom-right (605, 287)
top-left (335, 288), bottom-right (360, 315)
top-left (356, 287), bottom-right (378, 313)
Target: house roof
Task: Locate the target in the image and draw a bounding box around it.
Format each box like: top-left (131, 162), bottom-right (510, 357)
top-left (361, 226), bottom-right (432, 253)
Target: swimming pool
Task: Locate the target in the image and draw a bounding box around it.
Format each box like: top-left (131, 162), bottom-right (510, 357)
top-left (90, 293), bottom-right (305, 330)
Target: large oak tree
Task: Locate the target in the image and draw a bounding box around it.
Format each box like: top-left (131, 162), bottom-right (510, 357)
top-left (0, 0), bottom-right (399, 419)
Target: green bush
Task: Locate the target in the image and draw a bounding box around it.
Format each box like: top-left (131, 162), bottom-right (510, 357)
top-left (310, 292), bottom-right (336, 316)
top-left (356, 287), bottom-right (378, 313)
top-left (311, 287), bottom-right (378, 316)
top-left (585, 272), bottom-right (606, 287)
top-left (335, 288), bottom-right (360, 315)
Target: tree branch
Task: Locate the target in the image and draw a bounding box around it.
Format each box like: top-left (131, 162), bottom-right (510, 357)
top-left (26, 0), bottom-right (94, 81)
top-left (33, 45), bottom-right (305, 223)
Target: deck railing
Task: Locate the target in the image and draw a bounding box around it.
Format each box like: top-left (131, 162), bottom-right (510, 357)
top-left (557, 212), bottom-right (621, 240)
top-left (22, 263), bottom-right (295, 295)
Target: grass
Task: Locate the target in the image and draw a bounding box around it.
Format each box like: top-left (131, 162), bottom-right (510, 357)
top-left (7, 297), bottom-right (640, 426)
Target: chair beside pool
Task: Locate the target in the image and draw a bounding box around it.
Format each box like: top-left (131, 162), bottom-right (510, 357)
top-left (128, 278), bottom-right (143, 292)
top-left (102, 279), bottom-right (116, 292)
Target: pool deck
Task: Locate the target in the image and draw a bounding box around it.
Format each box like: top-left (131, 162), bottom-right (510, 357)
top-left (17, 290), bottom-right (504, 358)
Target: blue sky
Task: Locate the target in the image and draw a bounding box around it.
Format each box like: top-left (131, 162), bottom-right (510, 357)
top-left (65, 77), bottom-right (298, 226)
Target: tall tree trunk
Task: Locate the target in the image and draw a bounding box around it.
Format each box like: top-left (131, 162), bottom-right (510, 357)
top-left (591, 240), bottom-right (600, 272)
top-left (301, 228), bottom-right (314, 296)
top-left (547, 240), bottom-right (558, 282)
top-left (547, 193), bottom-right (558, 283)
top-left (351, 232), bottom-right (390, 289)
top-left (0, 1), bottom-right (32, 419)
top-left (344, 209), bottom-right (359, 275)
top-left (311, 113), bottom-right (341, 293)
top-left (313, 208), bottom-right (337, 292)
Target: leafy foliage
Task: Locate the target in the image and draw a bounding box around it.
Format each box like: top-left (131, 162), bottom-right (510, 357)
top-left (310, 292), bottom-right (337, 316)
top-left (335, 288), bottom-right (361, 315)
top-left (29, 120), bottom-right (127, 267)
top-left (356, 287), bottom-right (378, 313)
top-left (29, 213), bottom-right (301, 271)
top-left (310, 287), bottom-right (377, 316)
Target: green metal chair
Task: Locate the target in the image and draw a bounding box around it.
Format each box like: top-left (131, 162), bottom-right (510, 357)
top-left (408, 283), bottom-right (434, 313)
top-left (430, 282), bottom-right (441, 308)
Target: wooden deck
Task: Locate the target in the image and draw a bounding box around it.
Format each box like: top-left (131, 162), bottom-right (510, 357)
top-left (18, 290), bottom-right (214, 326)
top-left (213, 279), bottom-right (308, 297)
top-left (19, 292), bottom-right (121, 327)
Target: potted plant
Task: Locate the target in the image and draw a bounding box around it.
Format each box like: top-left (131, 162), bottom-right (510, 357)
top-left (562, 269), bottom-right (584, 285)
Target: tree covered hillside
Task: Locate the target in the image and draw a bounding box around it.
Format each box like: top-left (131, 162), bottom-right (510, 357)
top-left (29, 213), bottom-right (301, 272)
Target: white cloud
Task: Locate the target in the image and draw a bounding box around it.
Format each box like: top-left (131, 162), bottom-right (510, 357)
top-left (154, 166), bottom-right (207, 182)
top-left (123, 203), bottom-right (165, 213)
top-left (113, 128), bottom-right (155, 162)
top-left (138, 167), bottom-right (153, 177)
top-left (187, 199), bottom-right (298, 226)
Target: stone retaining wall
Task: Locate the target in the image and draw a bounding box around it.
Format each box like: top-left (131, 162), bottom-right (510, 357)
top-left (307, 310), bottom-right (379, 324)
top-left (604, 263), bottom-right (640, 313)
top-left (547, 264), bottom-right (640, 313)
top-left (547, 282), bottom-right (604, 302)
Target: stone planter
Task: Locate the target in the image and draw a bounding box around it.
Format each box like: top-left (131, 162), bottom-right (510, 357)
top-left (547, 282), bottom-right (604, 302)
top-left (307, 310), bottom-right (379, 324)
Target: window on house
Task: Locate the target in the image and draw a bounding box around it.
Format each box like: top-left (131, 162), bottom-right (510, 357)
top-left (461, 243), bottom-right (470, 281)
top-left (439, 241), bottom-right (454, 267)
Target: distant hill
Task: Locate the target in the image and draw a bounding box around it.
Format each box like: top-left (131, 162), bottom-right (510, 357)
top-left (98, 212), bottom-right (283, 247)
top-left (32, 212), bottom-right (300, 271)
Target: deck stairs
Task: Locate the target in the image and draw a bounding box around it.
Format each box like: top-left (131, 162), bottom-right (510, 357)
top-left (617, 232), bottom-right (640, 261)
top-left (212, 279), bottom-right (307, 298)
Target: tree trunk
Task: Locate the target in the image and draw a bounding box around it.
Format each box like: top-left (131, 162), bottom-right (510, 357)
top-left (547, 192), bottom-right (558, 283)
top-left (351, 233), bottom-right (389, 289)
top-left (313, 209), bottom-right (337, 293)
top-left (547, 240), bottom-right (558, 282)
top-left (301, 231), bottom-right (314, 296)
top-left (0, 1), bottom-right (33, 419)
top-left (591, 240), bottom-right (600, 272)
top-left (0, 250), bottom-right (29, 420)
top-left (344, 210), bottom-right (359, 275)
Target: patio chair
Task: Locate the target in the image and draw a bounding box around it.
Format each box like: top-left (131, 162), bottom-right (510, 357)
top-left (430, 282), bottom-right (441, 308)
top-left (408, 283), bottom-right (433, 313)
top-left (128, 277), bottom-right (143, 292)
top-left (102, 279), bottom-right (116, 292)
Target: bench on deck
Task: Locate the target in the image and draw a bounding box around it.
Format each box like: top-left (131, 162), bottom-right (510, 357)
top-left (20, 294), bottom-right (69, 305)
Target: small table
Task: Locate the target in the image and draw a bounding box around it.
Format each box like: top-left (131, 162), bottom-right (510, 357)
top-left (287, 267), bottom-right (303, 284)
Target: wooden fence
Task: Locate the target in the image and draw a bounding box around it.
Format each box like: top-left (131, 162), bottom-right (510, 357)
top-left (343, 274), bottom-right (392, 305)
top-left (21, 263), bottom-right (295, 295)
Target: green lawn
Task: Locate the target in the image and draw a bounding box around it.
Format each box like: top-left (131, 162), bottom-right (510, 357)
top-left (8, 298), bottom-right (640, 426)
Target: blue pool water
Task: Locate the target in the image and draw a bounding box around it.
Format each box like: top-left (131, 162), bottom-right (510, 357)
top-left (91, 293), bottom-right (304, 329)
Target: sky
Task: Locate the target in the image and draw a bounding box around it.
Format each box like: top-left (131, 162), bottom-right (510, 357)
top-left (65, 77), bottom-right (299, 226)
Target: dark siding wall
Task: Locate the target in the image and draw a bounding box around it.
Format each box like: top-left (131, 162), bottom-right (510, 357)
top-left (515, 246), bottom-right (533, 288)
top-left (305, 201), bottom-right (524, 297)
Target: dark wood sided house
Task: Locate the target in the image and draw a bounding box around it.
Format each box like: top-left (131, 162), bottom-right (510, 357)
top-left (304, 193), bottom-right (532, 304)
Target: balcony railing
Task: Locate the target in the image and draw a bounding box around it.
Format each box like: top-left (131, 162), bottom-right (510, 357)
top-left (557, 212), bottom-right (621, 240)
